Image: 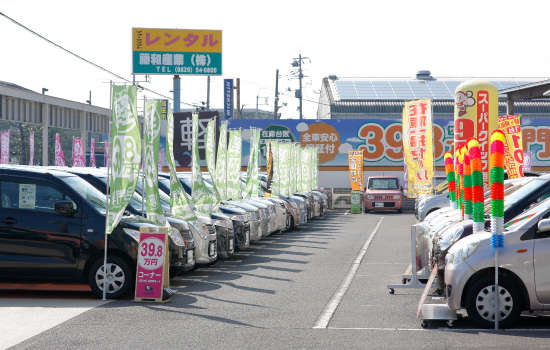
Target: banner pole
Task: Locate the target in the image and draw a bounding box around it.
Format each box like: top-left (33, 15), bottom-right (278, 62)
top-left (103, 81), bottom-right (113, 301)
top-left (431, 99), bottom-right (436, 193)
top-left (141, 96), bottom-right (146, 217)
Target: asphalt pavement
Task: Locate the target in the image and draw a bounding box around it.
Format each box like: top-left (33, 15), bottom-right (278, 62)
top-left (4, 211), bottom-right (550, 349)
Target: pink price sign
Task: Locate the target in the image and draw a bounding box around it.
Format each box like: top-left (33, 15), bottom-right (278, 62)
top-left (135, 233), bottom-right (166, 299)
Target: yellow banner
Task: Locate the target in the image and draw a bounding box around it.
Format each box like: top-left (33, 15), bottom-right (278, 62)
top-left (348, 150), bottom-right (364, 191)
top-left (402, 99), bottom-right (434, 198)
top-left (133, 28), bottom-right (222, 53)
top-left (498, 115), bottom-right (524, 178)
top-left (453, 80), bottom-right (498, 187)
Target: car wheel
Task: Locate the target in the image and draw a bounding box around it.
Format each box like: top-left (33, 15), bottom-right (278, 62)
top-left (465, 275), bottom-right (523, 329)
top-left (364, 209), bottom-right (370, 213)
top-left (88, 256), bottom-right (134, 299)
top-left (398, 209), bottom-right (403, 214)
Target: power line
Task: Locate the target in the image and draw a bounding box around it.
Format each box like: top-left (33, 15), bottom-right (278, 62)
top-left (0, 11), bottom-right (200, 108)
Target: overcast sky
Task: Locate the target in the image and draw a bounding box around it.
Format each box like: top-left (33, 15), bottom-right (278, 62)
top-left (1, 0), bottom-right (549, 120)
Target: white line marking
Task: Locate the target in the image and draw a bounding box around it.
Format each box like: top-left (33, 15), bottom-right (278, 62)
top-left (313, 217), bottom-right (384, 329)
top-left (326, 327), bottom-right (550, 332)
top-left (177, 279), bottom-right (202, 281)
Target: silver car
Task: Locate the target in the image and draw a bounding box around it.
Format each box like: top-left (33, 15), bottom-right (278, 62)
top-left (445, 198), bottom-right (550, 328)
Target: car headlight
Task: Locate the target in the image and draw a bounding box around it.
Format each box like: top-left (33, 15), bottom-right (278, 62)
top-left (439, 226), bottom-right (464, 251)
top-left (168, 227), bottom-right (185, 246)
top-left (231, 214), bottom-right (247, 222)
top-left (191, 220), bottom-right (209, 240)
top-left (214, 219), bottom-right (233, 228)
top-left (367, 195), bottom-right (374, 199)
top-left (393, 195), bottom-right (401, 199)
top-left (448, 239), bottom-right (480, 265)
top-left (123, 228), bottom-right (140, 242)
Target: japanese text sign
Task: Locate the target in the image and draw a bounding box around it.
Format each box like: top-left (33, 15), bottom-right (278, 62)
top-left (454, 80), bottom-right (498, 186)
top-left (498, 115), bottom-right (524, 179)
top-left (135, 231), bottom-right (167, 300)
top-left (402, 99), bottom-right (434, 198)
top-left (133, 28), bottom-right (222, 75)
top-left (348, 150), bottom-right (364, 191)
top-left (224, 79), bottom-right (233, 119)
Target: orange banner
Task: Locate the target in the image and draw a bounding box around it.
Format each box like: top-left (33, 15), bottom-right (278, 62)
top-left (498, 115), bottom-right (524, 178)
top-left (348, 150), bottom-right (364, 190)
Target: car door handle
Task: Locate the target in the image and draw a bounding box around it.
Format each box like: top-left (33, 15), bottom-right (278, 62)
top-left (1, 217), bottom-right (17, 225)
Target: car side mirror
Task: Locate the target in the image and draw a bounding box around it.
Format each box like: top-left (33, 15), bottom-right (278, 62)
top-left (537, 219), bottom-right (550, 233)
top-left (55, 200), bottom-right (75, 215)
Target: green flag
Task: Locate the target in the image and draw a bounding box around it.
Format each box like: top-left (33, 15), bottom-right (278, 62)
top-left (243, 128), bottom-right (259, 199)
top-left (312, 148), bottom-right (318, 189)
top-left (300, 146), bottom-right (310, 192)
top-left (271, 140), bottom-right (280, 197)
top-left (191, 113), bottom-right (214, 215)
top-left (278, 143), bottom-right (291, 195)
top-left (107, 85), bottom-right (141, 234)
top-left (227, 129), bottom-right (242, 200)
top-left (205, 119), bottom-right (220, 211)
top-left (143, 99), bottom-right (168, 227)
top-left (215, 122), bottom-right (228, 200)
top-left (167, 107), bottom-right (196, 221)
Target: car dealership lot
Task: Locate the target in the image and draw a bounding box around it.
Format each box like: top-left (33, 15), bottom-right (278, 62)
top-left (4, 211), bottom-right (550, 349)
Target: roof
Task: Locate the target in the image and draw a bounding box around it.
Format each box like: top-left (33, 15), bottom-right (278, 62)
top-left (327, 76), bottom-right (550, 101)
top-left (499, 78), bottom-right (550, 94)
top-left (0, 80), bottom-right (35, 93)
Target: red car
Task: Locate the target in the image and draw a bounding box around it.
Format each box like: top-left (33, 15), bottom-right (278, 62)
top-left (364, 176), bottom-right (403, 213)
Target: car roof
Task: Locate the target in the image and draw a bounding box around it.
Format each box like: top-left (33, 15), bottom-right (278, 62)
top-left (0, 165), bottom-right (78, 178)
top-left (367, 175), bottom-right (399, 179)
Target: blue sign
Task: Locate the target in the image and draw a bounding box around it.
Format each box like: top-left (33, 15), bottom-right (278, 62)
top-left (224, 79), bottom-right (233, 119)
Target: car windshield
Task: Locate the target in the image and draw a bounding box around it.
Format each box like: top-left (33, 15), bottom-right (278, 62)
top-left (158, 177), bottom-right (171, 192)
top-left (503, 178), bottom-right (546, 212)
top-left (504, 197), bottom-right (550, 231)
top-left (368, 178), bottom-right (398, 190)
top-left (59, 176), bottom-right (107, 214)
top-left (95, 176), bottom-right (144, 211)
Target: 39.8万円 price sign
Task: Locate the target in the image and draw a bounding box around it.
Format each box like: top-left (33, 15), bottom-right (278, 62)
top-left (135, 233), bottom-right (166, 300)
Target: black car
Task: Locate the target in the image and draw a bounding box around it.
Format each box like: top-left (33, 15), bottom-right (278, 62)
top-left (47, 167), bottom-right (196, 274)
top-left (0, 166), bottom-right (168, 299)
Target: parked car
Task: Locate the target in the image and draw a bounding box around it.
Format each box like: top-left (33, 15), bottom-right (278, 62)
top-left (0, 166), bottom-right (187, 299)
top-left (445, 197), bottom-right (550, 328)
top-left (364, 176), bottom-right (403, 213)
top-left (162, 172), bottom-right (251, 252)
top-left (433, 175), bottom-right (550, 291)
top-left (41, 167), bottom-right (198, 273)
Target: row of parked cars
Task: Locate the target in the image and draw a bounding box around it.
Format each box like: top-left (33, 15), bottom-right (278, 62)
top-left (415, 171), bottom-right (550, 328)
top-left (0, 165), bottom-right (332, 299)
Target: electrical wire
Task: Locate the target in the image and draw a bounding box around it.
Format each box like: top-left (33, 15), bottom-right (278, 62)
top-left (0, 11), bottom-right (201, 108)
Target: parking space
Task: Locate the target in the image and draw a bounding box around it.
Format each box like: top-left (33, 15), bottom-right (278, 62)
top-left (5, 211), bottom-right (550, 349)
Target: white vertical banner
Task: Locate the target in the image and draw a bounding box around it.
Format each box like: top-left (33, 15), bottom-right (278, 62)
top-left (29, 132), bottom-right (34, 166)
top-left (0, 130), bottom-right (9, 164)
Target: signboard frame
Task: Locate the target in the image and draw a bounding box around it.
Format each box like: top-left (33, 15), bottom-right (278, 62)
top-left (132, 27), bottom-right (222, 76)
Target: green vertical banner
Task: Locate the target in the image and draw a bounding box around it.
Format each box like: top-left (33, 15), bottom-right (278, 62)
top-left (205, 119), bottom-right (220, 211)
top-left (310, 148), bottom-right (316, 191)
top-left (191, 113), bottom-right (214, 215)
top-left (300, 146), bottom-right (310, 192)
top-left (293, 143), bottom-right (299, 194)
top-left (279, 143), bottom-right (291, 195)
top-left (244, 128), bottom-right (259, 199)
top-left (351, 192), bottom-right (361, 213)
top-left (271, 140), bottom-right (280, 196)
top-left (143, 99), bottom-right (167, 227)
top-left (107, 85), bottom-right (141, 233)
top-left (313, 148), bottom-right (318, 189)
top-left (215, 121), bottom-right (228, 200)
top-left (227, 129), bottom-right (242, 200)
top-left (167, 107), bottom-right (196, 221)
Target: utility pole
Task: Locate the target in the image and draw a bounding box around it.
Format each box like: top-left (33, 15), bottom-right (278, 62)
top-left (274, 69), bottom-right (279, 119)
top-left (236, 78), bottom-right (241, 119)
top-left (206, 76), bottom-right (211, 110)
top-left (299, 54), bottom-right (303, 119)
top-left (291, 53), bottom-right (309, 119)
top-left (256, 95), bottom-right (259, 119)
